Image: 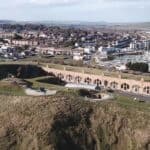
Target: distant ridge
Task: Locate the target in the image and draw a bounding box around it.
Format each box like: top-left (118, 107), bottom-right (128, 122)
top-left (0, 20), bottom-right (16, 24)
top-left (0, 19), bottom-right (108, 25)
top-left (0, 20), bottom-right (150, 30)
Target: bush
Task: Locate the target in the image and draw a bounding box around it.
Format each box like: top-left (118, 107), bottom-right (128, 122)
top-left (126, 62), bottom-right (149, 73)
top-left (78, 89), bottom-right (91, 97)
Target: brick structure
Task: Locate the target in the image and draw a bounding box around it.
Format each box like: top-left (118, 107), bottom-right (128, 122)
top-left (42, 66), bottom-right (150, 96)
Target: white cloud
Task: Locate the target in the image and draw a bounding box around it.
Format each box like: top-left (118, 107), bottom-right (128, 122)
top-left (0, 0), bottom-right (149, 6)
top-left (28, 0), bottom-right (81, 5)
top-left (27, 0), bottom-right (150, 8)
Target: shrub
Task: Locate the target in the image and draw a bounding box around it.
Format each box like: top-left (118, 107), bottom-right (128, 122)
top-left (126, 62), bottom-right (149, 73)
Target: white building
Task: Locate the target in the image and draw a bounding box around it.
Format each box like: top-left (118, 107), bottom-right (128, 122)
top-left (75, 43), bottom-right (79, 47)
top-left (98, 47), bottom-right (108, 60)
top-left (73, 55), bottom-right (83, 61)
top-left (115, 65), bottom-right (127, 71)
top-left (84, 47), bottom-right (91, 54)
top-left (143, 40), bottom-right (150, 50)
top-left (130, 42), bottom-right (136, 50)
top-left (73, 51), bottom-right (83, 61)
top-left (39, 33), bottom-right (47, 38)
top-left (84, 46), bottom-right (95, 54)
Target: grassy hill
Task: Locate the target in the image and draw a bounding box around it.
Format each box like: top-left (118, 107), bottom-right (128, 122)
top-left (0, 91), bottom-right (149, 150)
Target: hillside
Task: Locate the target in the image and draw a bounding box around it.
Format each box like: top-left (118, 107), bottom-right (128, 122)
top-left (0, 64), bottom-right (48, 80)
top-left (0, 91), bottom-right (149, 150)
top-left (0, 20), bottom-right (15, 24)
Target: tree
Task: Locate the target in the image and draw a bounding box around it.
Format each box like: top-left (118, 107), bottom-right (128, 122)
top-left (126, 62), bottom-right (149, 73)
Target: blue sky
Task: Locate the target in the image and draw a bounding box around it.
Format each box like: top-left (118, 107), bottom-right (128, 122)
top-left (0, 0), bottom-right (150, 22)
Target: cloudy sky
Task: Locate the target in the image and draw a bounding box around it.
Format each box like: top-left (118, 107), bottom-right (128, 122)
top-left (0, 0), bottom-right (150, 22)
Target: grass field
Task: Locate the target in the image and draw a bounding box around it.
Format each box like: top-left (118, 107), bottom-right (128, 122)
top-left (115, 95), bottom-right (150, 112)
top-left (26, 76), bottom-right (65, 91)
top-left (0, 82), bottom-right (25, 96)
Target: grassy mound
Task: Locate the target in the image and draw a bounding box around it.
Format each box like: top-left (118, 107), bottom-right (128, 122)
top-left (0, 91), bottom-right (149, 150)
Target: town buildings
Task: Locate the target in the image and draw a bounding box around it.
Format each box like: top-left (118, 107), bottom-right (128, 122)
top-left (0, 23), bottom-right (150, 71)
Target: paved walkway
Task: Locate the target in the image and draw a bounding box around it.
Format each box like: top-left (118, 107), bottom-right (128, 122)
top-left (65, 83), bottom-right (96, 90)
top-left (25, 88), bottom-right (57, 96)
